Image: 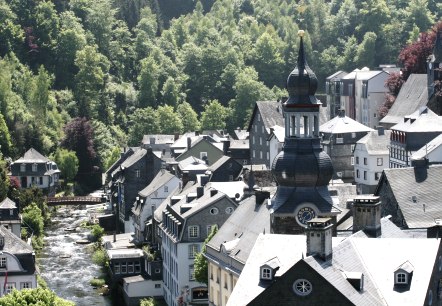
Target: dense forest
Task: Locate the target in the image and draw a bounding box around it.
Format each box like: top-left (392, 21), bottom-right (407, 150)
top-left (0, 0), bottom-right (441, 189)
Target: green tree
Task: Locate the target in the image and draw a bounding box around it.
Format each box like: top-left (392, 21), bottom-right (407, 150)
top-left (177, 102), bottom-right (200, 132)
top-left (157, 105), bottom-right (183, 134)
top-left (0, 287), bottom-right (74, 305)
top-left (138, 56), bottom-right (159, 108)
top-left (85, 0), bottom-right (116, 56)
top-left (200, 100), bottom-right (230, 130)
top-left (0, 157), bottom-right (9, 201)
top-left (356, 32), bottom-right (377, 68)
top-left (0, 114), bottom-right (12, 157)
top-left (140, 297), bottom-right (160, 306)
top-left (22, 202), bottom-right (44, 237)
top-left (53, 148), bottom-right (79, 184)
top-left (0, 1), bottom-right (24, 57)
top-left (74, 45), bottom-right (110, 119)
top-left (134, 7), bottom-right (158, 61)
top-left (31, 66), bottom-right (52, 123)
top-left (128, 107), bottom-right (160, 146)
top-left (194, 226), bottom-right (218, 284)
top-left (161, 77), bottom-right (181, 107)
top-left (405, 0), bottom-right (435, 33)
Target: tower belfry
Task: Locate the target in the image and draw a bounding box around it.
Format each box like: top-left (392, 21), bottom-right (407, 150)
top-left (270, 31), bottom-right (340, 235)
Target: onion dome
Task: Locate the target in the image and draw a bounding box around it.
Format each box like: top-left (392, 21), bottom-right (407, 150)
top-left (271, 139), bottom-right (333, 187)
top-left (285, 30), bottom-right (320, 106)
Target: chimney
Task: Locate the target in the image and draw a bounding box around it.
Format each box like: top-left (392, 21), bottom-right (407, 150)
top-left (352, 195), bottom-right (381, 237)
top-left (306, 218), bottom-right (333, 261)
top-left (255, 189), bottom-right (270, 205)
top-left (338, 109), bottom-right (345, 117)
top-left (223, 140), bottom-right (231, 155)
top-left (195, 131), bottom-right (200, 136)
top-left (150, 137), bottom-right (155, 144)
top-left (196, 186), bottom-right (204, 198)
top-left (174, 133), bottom-right (180, 141)
top-left (182, 171), bottom-right (189, 186)
top-left (210, 189), bottom-right (218, 197)
top-left (187, 137), bottom-right (192, 150)
top-left (200, 174), bottom-right (209, 186)
top-left (376, 126), bottom-right (384, 136)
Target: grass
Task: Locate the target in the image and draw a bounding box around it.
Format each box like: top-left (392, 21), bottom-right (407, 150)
top-left (90, 278), bottom-right (106, 287)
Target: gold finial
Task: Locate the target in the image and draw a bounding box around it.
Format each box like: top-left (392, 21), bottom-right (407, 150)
top-left (298, 30), bottom-right (305, 37)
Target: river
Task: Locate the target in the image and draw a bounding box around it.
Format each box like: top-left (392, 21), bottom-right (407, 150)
top-left (38, 204), bottom-right (113, 306)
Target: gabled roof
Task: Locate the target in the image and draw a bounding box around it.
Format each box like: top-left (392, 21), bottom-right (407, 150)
top-left (355, 69), bottom-right (388, 81)
top-left (247, 101), bottom-right (284, 133)
top-left (380, 74), bottom-right (428, 126)
top-left (229, 139), bottom-right (249, 150)
top-left (138, 171), bottom-right (177, 198)
top-left (206, 181), bottom-right (247, 199)
top-left (0, 197), bottom-right (17, 209)
top-left (0, 225), bottom-right (33, 254)
top-left (412, 133), bottom-right (442, 160)
top-left (178, 156), bottom-right (208, 171)
top-left (120, 148), bottom-right (149, 169)
top-left (320, 114), bottom-right (374, 134)
top-left (142, 134), bottom-right (175, 145)
top-left (233, 129), bottom-right (249, 140)
top-left (268, 125), bottom-right (285, 142)
top-left (375, 165), bottom-right (442, 228)
top-left (208, 156), bottom-right (241, 173)
top-left (14, 148), bottom-right (49, 163)
top-left (206, 195), bottom-right (273, 267)
top-left (356, 129), bottom-right (391, 155)
top-left (326, 70), bottom-right (348, 81)
top-left (391, 107), bottom-right (442, 133)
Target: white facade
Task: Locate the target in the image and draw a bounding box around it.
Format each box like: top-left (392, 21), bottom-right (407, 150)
top-left (208, 261), bottom-right (239, 306)
top-left (123, 276), bottom-right (162, 304)
top-left (412, 134), bottom-right (442, 164)
top-left (268, 126), bottom-right (284, 168)
top-left (0, 252), bottom-right (37, 296)
top-left (354, 69), bottom-right (389, 128)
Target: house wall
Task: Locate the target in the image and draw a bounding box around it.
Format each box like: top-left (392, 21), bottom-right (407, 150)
top-left (176, 141), bottom-right (223, 166)
top-left (427, 145), bottom-right (442, 163)
top-left (123, 279), bottom-right (163, 306)
top-left (0, 274), bottom-right (37, 296)
top-left (423, 242), bottom-right (442, 306)
top-left (249, 112), bottom-right (272, 167)
top-left (208, 261), bottom-right (239, 306)
top-left (269, 137), bottom-right (283, 168)
top-left (210, 160), bottom-right (243, 182)
top-left (354, 144), bottom-right (387, 194)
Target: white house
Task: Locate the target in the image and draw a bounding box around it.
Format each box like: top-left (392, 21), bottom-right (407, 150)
top-left (354, 69), bottom-right (390, 128)
top-left (267, 125), bottom-right (284, 167)
top-left (0, 198), bottom-right (21, 238)
top-left (131, 170), bottom-right (181, 243)
top-left (354, 128), bottom-right (391, 194)
top-left (411, 134), bottom-right (442, 165)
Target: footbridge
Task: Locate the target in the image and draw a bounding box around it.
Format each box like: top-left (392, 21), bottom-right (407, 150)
top-left (47, 196), bottom-right (105, 206)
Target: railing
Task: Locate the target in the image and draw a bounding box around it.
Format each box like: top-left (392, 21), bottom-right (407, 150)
top-left (47, 196), bottom-right (104, 206)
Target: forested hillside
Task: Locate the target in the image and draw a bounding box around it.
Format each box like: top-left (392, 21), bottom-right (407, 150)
top-left (0, 0), bottom-right (440, 189)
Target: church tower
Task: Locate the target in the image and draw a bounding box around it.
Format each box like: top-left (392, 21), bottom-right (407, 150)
top-left (270, 31), bottom-right (339, 235)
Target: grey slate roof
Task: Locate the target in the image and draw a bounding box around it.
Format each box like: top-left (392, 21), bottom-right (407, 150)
top-left (142, 134), bottom-right (175, 145)
top-left (15, 148), bottom-right (49, 163)
top-left (412, 133), bottom-right (442, 160)
top-left (178, 156), bottom-right (208, 171)
top-left (229, 139), bottom-right (249, 149)
top-left (326, 70), bottom-right (348, 81)
top-left (391, 107), bottom-right (442, 133)
top-left (233, 129), bottom-right (249, 140)
top-left (380, 74), bottom-right (428, 126)
top-left (0, 197), bottom-right (17, 209)
top-left (320, 114), bottom-right (374, 134)
top-left (206, 195), bottom-right (273, 266)
top-left (138, 171), bottom-right (176, 198)
top-left (247, 101), bottom-right (284, 133)
top-left (0, 225), bottom-right (33, 254)
top-left (376, 165), bottom-right (442, 228)
top-left (356, 129), bottom-right (391, 155)
top-left (120, 148), bottom-right (148, 169)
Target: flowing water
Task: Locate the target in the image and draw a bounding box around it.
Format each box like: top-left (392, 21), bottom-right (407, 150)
top-left (38, 204), bottom-right (113, 306)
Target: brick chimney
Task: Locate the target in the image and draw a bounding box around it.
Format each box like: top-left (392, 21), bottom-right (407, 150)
top-left (306, 218), bottom-right (333, 261)
top-left (352, 195), bottom-right (381, 237)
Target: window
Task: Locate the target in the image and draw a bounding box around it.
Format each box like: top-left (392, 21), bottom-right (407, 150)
top-left (4, 283), bottom-right (15, 294)
top-left (20, 282), bottom-right (31, 289)
top-left (252, 136), bottom-right (255, 144)
top-left (377, 158), bottom-right (383, 166)
top-left (356, 170), bottom-right (360, 178)
top-left (0, 237), bottom-right (4, 247)
top-left (267, 152), bottom-right (269, 160)
top-left (375, 172), bottom-right (381, 180)
top-left (261, 126), bottom-right (264, 133)
top-left (374, 113), bottom-right (377, 117)
top-left (352, 132), bottom-right (356, 138)
top-left (164, 186), bottom-right (168, 193)
top-left (200, 152), bottom-right (208, 159)
top-left (363, 158), bottom-right (367, 165)
top-left (396, 273), bottom-right (407, 284)
top-left (189, 244), bottom-right (199, 259)
top-left (351, 144), bottom-right (355, 152)
top-left (210, 207), bottom-right (219, 215)
top-left (363, 171), bottom-right (367, 180)
top-left (128, 262), bottom-right (134, 273)
top-left (155, 268), bottom-right (161, 273)
top-left (252, 150), bottom-right (255, 158)
top-left (356, 156), bottom-right (359, 164)
top-left (259, 137), bottom-right (262, 145)
top-left (135, 169), bottom-right (140, 178)
top-left (260, 151), bottom-right (262, 159)
top-left (189, 266), bottom-right (195, 281)
top-left (0, 257), bottom-right (6, 269)
top-left (243, 159), bottom-right (248, 165)
top-left (121, 262), bottom-right (127, 274)
top-left (32, 164), bottom-right (37, 172)
top-left (254, 125), bottom-right (257, 132)
top-left (20, 164), bottom-right (25, 172)
top-left (155, 283), bottom-right (161, 289)
top-left (261, 268), bottom-right (271, 279)
top-left (188, 226), bottom-right (199, 238)
top-left (258, 114), bottom-right (261, 122)
top-left (225, 207), bottom-right (234, 214)
top-left (135, 262), bottom-right (141, 273)
top-left (293, 279), bottom-right (312, 296)
top-left (351, 157), bottom-right (355, 165)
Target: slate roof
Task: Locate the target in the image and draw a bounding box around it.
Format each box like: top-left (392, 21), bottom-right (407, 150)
top-left (326, 70), bottom-right (348, 81)
top-left (356, 129), bottom-right (391, 155)
top-left (120, 148), bottom-right (148, 169)
top-left (15, 148), bottom-right (49, 163)
top-left (355, 69), bottom-right (387, 81)
top-left (412, 133), bottom-right (442, 160)
top-left (380, 74), bottom-right (428, 126)
top-left (268, 125), bottom-right (285, 142)
top-left (206, 181), bottom-right (246, 199)
top-left (138, 171), bottom-right (176, 198)
top-left (320, 114), bottom-right (374, 134)
top-left (0, 197), bottom-right (17, 209)
top-left (233, 129), bottom-right (249, 140)
top-left (391, 107), bottom-right (442, 133)
top-left (178, 156), bottom-right (208, 171)
top-left (229, 139), bottom-right (249, 150)
top-left (375, 165), bottom-right (442, 228)
top-left (206, 195), bottom-right (273, 267)
top-left (247, 101), bottom-right (284, 133)
top-left (0, 225), bottom-right (33, 254)
top-left (142, 134), bottom-right (175, 145)
top-left (227, 234), bottom-right (345, 306)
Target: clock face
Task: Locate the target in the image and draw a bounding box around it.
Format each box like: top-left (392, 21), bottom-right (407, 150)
top-left (297, 206), bottom-right (316, 226)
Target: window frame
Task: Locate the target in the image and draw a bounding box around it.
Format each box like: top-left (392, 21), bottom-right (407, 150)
top-left (261, 267), bottom-right (272, 280)
top-left (188, 244), bottom-right (199, 259)
top-left (396, 272), bottom-right (407, 284)
top-left (377, 158), bottom-right (383, 166)
top-left (188, 225), bottom-right (199, 238)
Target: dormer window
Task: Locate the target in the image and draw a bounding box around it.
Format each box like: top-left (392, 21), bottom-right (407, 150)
top-left (20, 164), bottom-right (26, 172)
top-left (261, 268), bottom-right (271, 280)
top-left (394, 261), bottom-right (414, 286)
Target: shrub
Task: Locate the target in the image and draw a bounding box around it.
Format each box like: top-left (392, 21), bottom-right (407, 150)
top-left (90, 278), bottom-right (106, 287)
